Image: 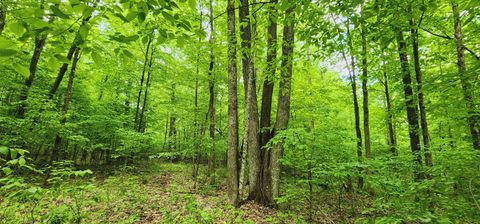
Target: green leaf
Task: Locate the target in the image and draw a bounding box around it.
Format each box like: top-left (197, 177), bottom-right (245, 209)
top-left (50, 5), bottom-right (70, 19)
top-left (91, 51), bottom-right (103, 64)
top-left (123, 49), bottom-right (135, 58)
top-left (2, 167), bottom-right (12, 175)
top-left (0, 49), bottom-right (17, 57)
top-left (19, 157), bottom-right (26, 167)
top-left (9, 22), bottom-right (25, 36)
top-left (0, 146), bottom-right (8, 156)
top-left (188, 0), bottom-right (196, 10)
top-left (10, 150), bottom-right (17, 159)
top-left (138, 12), bottom-right (146, 23)
top-left (162, 11), bottom-right (174, 22)
top-left (13, 63), bottom-right (30, 77)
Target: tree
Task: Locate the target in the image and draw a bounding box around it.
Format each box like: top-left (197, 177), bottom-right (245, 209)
top-left (226, 0), bottom-right (239, 207)
top-left (271, 2), bottom-right (295, 201)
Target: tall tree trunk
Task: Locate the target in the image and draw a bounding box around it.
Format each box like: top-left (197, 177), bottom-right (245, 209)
top-left (360, 15), bottom-right (371, 159)
top-left (138, 46), bottom-right (155, 133)
top-left (51, 48), bottom-right (81, 162)
top-left (260, 0), bottom-right (277, 149)
top-left (396, 30), bottom-right (423, 180)
top-left (227, 0), bottom-right (239, 206)
top-left (271, 3), bottom-right (295, 201)
top-left (452, 2), bottom-right (480, 150)
top-left (134, 37), bottom-right (153, 130)
top-left (239, 0), bottom-right (261, 202)
top-left (207, 0), bottom-right (216, 184)
top-left (382, 58), bottom-right (397, 155)
top-left (346, 21), bottom-right (363, 189)
top-left (16, 35), bottom-right (48, 118)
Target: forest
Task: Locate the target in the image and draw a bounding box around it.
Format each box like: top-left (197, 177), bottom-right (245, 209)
top-left (0, 0), bottom-right (479, 223)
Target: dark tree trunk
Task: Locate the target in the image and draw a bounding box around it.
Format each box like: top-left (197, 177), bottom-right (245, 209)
top-left (360, 16), bottom-right (371, 159)
top-left (16, 35), bottom-right (48, 118)
top-left (138, 46), bottom-right (155, 132)
top-left (51, 48), bottom-right (81, 163)
top-left (134, 37), bottom-right (152, 131)
top-left (410, 19), bottom-right (432, 166)
top-left (0, 2), bottom-right (5, 34)
top-left (396, 31), bottom-right (424, 180)
top-left (452, 3), bottom-right (480, 150)
top-left (346, 21), bottom-right (363, 189)
top-left (227, 0), bottom-right (239, 206)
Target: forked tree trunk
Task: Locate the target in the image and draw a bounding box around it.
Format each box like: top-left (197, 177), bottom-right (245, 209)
top-left (138, 45), bottom-right (155, 132)
top-left (239, 0), bottom-right (262, 202)
top-left (134, 37), bottom-right (153, 130)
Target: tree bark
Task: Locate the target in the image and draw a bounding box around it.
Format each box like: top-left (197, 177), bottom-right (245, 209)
top-left (0, 2), bottom-right (5, 35)
top-left (360, 15), bottom-right (371, 159)
top-left (16, 35), bottom-right (48, 118)
top-left (396, 30), bottom-right (424, 180)
top-left (239, 0), bottom-right (261, 202)
top-left (410, 19), bottom-right (432, 166)
top-left (138, 45), bottom-right (155, 132)
top-left (51, 48), bottom-right (81, 162)
top-left (452, 2), bottom-right (480, 150)
top-left (169, 83), bottom-right (177, 150)
top-left (271, 3), bottom-right (295, 201)
top-left (227, 0), bottom-right (239, 206)
top-left (134, 37), bottom-right (153, 131)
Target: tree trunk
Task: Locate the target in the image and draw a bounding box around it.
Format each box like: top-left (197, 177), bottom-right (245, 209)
top-left (227, 0), bottom-right (239, 206)
top-left (51, 48), bottom-right (81, 162)
top-left (134, 37), bottom-right (153, 131)
top-left (360, 16), bottom-right (371, 159)
top-left (207, 0), bottom-right (216, 184)
top-left (346, 21), bottom-right (363, 189)
top-left (239, 0), bottom-right (261, 202)
top-left (452, 2), bottom-right (480, 150)
top-left (138, 45), bottom-right (155, 132)
top-left (47, 11), bottom-right (94, 100)
top-left (396, 30), bottom-right (423, 180)
top-left (410, 18), bottom-right (432, 166)
top-left (169, 83), bottom-right (177, 150)
top-left (271, 3), bottom-right (295, 201)
top-left (383, 59), bottom-right (397, 155)
top-left (16, 35), bottom-right (48, 118)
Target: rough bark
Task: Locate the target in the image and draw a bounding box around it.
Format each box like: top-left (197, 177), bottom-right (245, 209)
top-left (260, 0), bottom-right (277, 149)
top-left (452, 3), bottom-right (480, 150)
top-left (0, 2), bottom-right (5, 35)
top-left (16, 35), bottom-right (48, 118)
top-left (396, 30), bottom-right (423, 180)
top-left (271, 3), bottom-right (295, 201)
top-left (134, 37), bottom-right (153, 131)
top-left (410, 19), bottom-right (432, 166)
top-left (360, 16), bottom-right (371, 159)
top-left (51, 48), bottom-right (81, 162)
top-left (227, 0), bottom-right (239, 206)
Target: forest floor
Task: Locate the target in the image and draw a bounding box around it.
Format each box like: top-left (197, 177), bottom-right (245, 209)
top-left (1, 161), bottom-right (356, 223)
